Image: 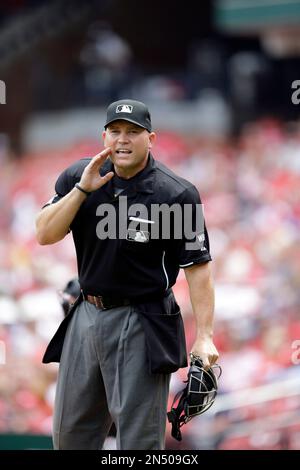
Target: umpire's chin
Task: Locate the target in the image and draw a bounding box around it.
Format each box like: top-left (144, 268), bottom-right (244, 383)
top-left (109, 150), bottom-right (149, 178)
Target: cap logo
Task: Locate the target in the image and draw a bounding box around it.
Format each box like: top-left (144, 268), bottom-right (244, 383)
top-left (116, 104), bottom-right (133, 113)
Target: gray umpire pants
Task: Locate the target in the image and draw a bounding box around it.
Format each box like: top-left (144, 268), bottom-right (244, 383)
top-left (53, 300), bottom-right (170, 450)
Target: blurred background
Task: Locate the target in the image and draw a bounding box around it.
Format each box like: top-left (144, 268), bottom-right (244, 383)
top-left (0, 0), bottom-right (300, 450)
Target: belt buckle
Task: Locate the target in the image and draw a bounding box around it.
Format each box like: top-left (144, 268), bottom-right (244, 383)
top-left (94, 295), bottom-right (107, 310)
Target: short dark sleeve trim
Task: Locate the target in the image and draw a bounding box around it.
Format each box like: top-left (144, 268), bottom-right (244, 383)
top-left (41, 194), bottom-right (62, 209)
top-left (179, 256), bottom-right (212, 269)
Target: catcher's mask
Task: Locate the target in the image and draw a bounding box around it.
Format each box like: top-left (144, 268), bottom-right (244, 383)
top-left (167, 355), bottom-right (222, 441)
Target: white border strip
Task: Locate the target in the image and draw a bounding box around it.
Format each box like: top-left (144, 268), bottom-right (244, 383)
top-left (162, 251), bottom-right (169, 290)
top-left (179, 261), bottom-right (194, 268)
top-left (129, 216), bottom-right (155, 224)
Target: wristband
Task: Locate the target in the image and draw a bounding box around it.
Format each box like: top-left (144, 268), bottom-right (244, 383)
top-left (75, 183), bottom-right (91, 196)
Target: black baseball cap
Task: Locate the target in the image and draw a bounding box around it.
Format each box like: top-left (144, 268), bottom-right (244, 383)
top-left (104, 99), bottom-right (152, 132)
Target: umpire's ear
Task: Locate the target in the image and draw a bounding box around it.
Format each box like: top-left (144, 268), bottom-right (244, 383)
top-left (148, 131), bottom-right (156, 150)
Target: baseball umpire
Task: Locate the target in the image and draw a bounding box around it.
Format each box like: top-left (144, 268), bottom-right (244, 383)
top-left (35, 99), bottom-right (219, 450)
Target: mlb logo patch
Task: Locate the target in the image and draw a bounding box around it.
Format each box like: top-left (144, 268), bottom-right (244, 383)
top-left (116, 104), bottom-right (133, 113)
top-left (197, 233), bottom-right (207, 251)
top-left (197, 233), bottom-right (205, 243)
top-left (126, 229), bottom-right (149, 243)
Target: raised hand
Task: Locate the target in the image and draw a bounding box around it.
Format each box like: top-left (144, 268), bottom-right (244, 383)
top-left (79, 147), bottom-right (114, 193)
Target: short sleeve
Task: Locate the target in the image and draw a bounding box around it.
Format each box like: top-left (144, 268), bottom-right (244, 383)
top-left (170, 185), bottom-right (212, 268)
top-left (41, 164), bottom-right (78, 209)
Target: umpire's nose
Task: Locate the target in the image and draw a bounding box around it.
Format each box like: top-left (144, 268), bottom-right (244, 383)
top-left (117, 131), bottom-right (130, 144)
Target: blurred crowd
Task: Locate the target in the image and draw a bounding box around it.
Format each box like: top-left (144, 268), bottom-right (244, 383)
top-left (0, 118), bottom-right (300, 449)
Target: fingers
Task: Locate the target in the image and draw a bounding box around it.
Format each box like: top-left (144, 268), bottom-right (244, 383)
top-left (95, 147), bottom-right (112, 158)
top-left (89, 147), bottom-right (112, 167)
top-left (101, 171), bottom-right (114, 183)
top-left (207, 352), bottom-right (219, 367)
top-left (206, 353), bottom-right (219, 369)
top-left (79, 148), bottom-right (114, 192)
top-left (190, 351), bottom-right (219, 369)
top-left (190, 351), bottom-right (208, 368)
top-left (200, 358), bottom-right (215, 370)
top-left (201, 356), bottom-right (211, 370)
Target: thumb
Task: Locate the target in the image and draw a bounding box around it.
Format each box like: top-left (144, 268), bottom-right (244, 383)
top-left (101, 171), bottom-right (114, 184)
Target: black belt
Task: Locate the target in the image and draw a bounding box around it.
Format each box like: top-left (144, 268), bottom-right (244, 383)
top-left (81, 289), bottom-right (171, 310)
top-left (82, 292), bottom-right (130, 310)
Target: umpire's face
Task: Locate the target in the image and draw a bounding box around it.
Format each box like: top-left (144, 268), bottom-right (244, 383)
top-left (103, 120), bottom-right (156, 178)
